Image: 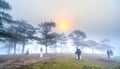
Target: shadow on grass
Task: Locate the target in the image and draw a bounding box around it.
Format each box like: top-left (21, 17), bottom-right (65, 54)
top-left (99, 59), bottom-right (118, 64)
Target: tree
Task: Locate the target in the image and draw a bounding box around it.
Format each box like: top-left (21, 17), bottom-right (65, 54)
top-left (0, 0), bottom-right (11, 10)
top-left (69, 30), bottom-right (86, 48)
top-left (0, 0), bottom-right (36, 54)
top-left (46, 32), bottom-right (60, 53)
top-left (0, 0), bottom-right (13, 38)
top-left (37, 22), bottom-right (56, 54)
top-left (6, 23), bottom-right (21, 54)
top-left (84, 40), bottom-right (98, 54)
top-left (0, 0), bottom-right (15, 54)
top-left (3, 20), bottom-right (36, 54)
top-left (96, 39), bottom-right (114, 51)
top-left (15, 20), bottom-right (35, 54)
top-left (6, 38), bottom-right (14, 54)
top-left (57, 33), bottom-right (67, 53)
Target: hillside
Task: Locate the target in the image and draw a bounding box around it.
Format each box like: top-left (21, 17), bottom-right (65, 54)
top-left (0, 53), bottom-right (120, 69)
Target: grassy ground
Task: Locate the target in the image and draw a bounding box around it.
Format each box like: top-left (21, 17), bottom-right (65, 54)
top-left (12, 53), bottom-right (120, 69)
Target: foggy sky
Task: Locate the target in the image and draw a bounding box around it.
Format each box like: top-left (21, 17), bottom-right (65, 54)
top-left (7, 0), bottom-right (120, 55)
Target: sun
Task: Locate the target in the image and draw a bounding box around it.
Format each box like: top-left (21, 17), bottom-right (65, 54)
top-left (60, 21), bottom-right (67, 29)
top-left (56, 20), bottom-right (70, 32)
top-left (61, 24), bottom-right (65, 29)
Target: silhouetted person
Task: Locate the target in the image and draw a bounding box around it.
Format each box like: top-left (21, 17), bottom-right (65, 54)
top-left (110, 50), bottom-right (113, 55)
top-left (40, 48), bottom-right (43, 58)
top-left (75, 47), bottom-right (81, 60)
top-left (107, 49), bottom-right (113, 59)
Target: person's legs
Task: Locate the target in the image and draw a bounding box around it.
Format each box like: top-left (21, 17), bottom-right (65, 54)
top-left (40, 52), bottom-right (43, 58)
top-left (41, 52), bottom-right (43, 57)
top-left (75, 54), bottom-right (77, 59)
top-left (80, 55), bottom-right (81, 60)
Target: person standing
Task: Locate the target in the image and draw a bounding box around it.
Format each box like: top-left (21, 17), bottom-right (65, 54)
top-left (75, 50), bottom-right (78, 59)
top-left (107, 49), bottom-right (110, 59)
top-left (40, 48), bottom-right (43, 58)
top-left (75, 47), bottom-right (81, 60)
top-left (107, 49), bottom-right (113, 59)
top-left (110, 50), bottom-right (113, 56)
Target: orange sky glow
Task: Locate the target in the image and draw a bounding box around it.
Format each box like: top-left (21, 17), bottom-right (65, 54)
top-left (55, 18), bottom-right (73, 33)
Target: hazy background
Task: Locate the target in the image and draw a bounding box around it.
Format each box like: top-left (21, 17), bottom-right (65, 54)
top-left (6, 0), bottom-right (120, 55)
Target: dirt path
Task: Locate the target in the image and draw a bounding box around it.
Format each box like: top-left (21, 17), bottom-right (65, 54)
top-left (0, 53), bottom-right (61, 69)
top-left (0, 54), bottom-right (44, 69)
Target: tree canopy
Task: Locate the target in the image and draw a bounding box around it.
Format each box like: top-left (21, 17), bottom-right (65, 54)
top-left (69, 30), bottom-right (86, 47)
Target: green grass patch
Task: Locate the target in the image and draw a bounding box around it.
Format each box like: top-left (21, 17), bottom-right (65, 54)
top-left (14, 54), bottom-right (120, 69)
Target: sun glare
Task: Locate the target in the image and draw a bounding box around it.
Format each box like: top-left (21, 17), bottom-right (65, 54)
top-left (61, 25), bottom-right (65, 29)
top-left (56, 20), bottom-right (70, 32)
top-left (60, 21), bottom-right (67, 29)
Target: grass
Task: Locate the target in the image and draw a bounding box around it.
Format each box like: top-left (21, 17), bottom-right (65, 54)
top-left (0, 53), bottom-right (118, 69)
top-left (14, 54), bottom-right (120, 69)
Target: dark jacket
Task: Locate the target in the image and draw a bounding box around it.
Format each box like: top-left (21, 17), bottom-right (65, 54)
top-left (76, 49), bottom-right (81, 55)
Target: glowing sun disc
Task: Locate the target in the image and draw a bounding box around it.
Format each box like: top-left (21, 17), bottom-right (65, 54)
top-left (56, 20), bottom-right (70, 32)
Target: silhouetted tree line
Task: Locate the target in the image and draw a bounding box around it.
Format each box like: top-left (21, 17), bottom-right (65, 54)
top-left (0, 0), bottom-right (114, 54)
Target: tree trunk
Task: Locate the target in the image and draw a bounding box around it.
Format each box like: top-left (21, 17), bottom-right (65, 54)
top-left (45, 45), bottom-right (47, 54)
top-left (61, 42), bottom-right (62, 53)
top-left (61, 46), bottom-right (62, 53)
top-left (14, 41), bottom-right (17, 54)
top-left (8, 41), bottom-right (11, 54)
top-left (45, 38), bottom-right (48, 54)
top-left (22, 42), bottom-right (25, 54)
